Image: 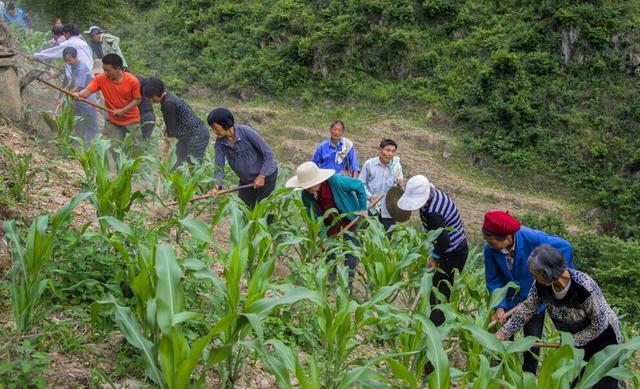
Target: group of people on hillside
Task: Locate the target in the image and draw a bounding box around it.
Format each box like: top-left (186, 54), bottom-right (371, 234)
top-left (12, 17), bottom-right (622, 388)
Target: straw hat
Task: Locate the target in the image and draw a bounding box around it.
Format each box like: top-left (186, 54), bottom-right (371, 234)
top-left (285, 162), bottom-right (335, 190)
top-left (386, 186), bottom-right (412, 222)
top-left (397, 175), bottom-right (433, 211)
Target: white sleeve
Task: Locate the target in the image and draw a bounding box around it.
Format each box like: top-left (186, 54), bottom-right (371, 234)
top-left (34, 43), bottom-right (65, 61)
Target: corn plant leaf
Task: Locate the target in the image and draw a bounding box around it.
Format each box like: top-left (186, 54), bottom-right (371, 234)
top-left (386, 357), bottom-right (418, 389)
top-left (244, 287), bottom-right (317, 317)
top-left (459, 323), bottom-right (505, 354)
top-left (171, 311), bottom-right (201, 326)
top-left (155, 244), bottom-right (184, 335)
top-left (179, 218), bottom-right (214, 244)
top-left (98, 295), bottom-right (166, 388)
top-left (538, 343), bottom-right (583, 389)
top-left (99, 216), bottom-right (134, 237)
top-left (605, 366), bottom-right (634, 381)
top-left (51, 192), bottom-right (93, 230)
top-left (415, 315), bottom-right (450, 388)
top-left (505, 336), bottom-right (538, 353)
top-left (181, 257), bottom-right (227, 294)
top-left (575, 343), bottom-right (623, 389)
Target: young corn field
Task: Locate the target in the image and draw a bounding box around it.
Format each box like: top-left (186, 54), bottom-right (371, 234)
top-left (2, 103), bottom-right (640, 388)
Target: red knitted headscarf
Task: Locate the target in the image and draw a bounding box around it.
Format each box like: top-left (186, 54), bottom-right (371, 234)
top-left (483, 211), bottom-right (521, 236)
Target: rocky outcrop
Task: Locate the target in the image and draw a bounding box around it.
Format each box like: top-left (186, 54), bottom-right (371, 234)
top-left (561, 27), bottom-right (584, 64)
top-left (0, 23), bottom-right (23, 122)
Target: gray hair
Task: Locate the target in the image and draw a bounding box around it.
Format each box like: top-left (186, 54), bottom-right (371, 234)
top-left (527, 244), bottom-right (567, 281)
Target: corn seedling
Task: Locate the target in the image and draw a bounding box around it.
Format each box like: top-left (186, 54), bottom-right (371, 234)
top-left (41, 97), bottom-right (82, 151)
top-left (89, 141), bottom-right (149, 233)
top-left (0, 146), bottom-right (39, 202)
top-left (3, 192), bottom-right (91, 333)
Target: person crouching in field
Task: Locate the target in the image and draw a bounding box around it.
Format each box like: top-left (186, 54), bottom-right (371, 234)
top-left (496, 245), bottom-right (620, 388)
top-left (141, 77), bottom-right (210, 170)
top-left (207, 108), bottom-right (278, 209)
top-left (73, 54), bottom-right (141, 150)
top-left (286, 161), bottom-right (367, 282)
top-left (483, 211), bottom-right (574, 374)
top-left (391, 175), bottom-right (469, 327)
top-left (60, 47), bottom-right (98, 146)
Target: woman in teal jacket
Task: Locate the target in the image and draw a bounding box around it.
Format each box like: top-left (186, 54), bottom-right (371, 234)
top-left (483, 210), bottom-right (574, 374)
top-left (286, 161), bottom-right (367, 281)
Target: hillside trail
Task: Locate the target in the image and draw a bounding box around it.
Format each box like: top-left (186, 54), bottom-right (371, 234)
top-left (190, 103), bottom-right (579, 242)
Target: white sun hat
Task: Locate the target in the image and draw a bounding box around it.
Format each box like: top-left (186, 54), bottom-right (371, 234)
top-left (397, 175), bottom-right (433, 211)
top-left (285, 161), bottom-right (335, 190)
top-left (84, 26), bottom-right (103, 35)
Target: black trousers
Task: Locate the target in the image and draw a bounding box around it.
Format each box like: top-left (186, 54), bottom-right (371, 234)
top-left (327, 232), bottom-right (359, 282)
top-left (378, 216), bottom-right (395, 232)
top-left (430, 243), bottom-right (468, 326)
top-left (573, 325), bottom-right (619, 389)
top-left (508, 310), bottom-right (545, 374)
top-left (140, 121), bottom-right (155, 140)
top-left (238, 169), bottom-right (278, 209)
top-left (173, 129), bottom-right (210, 171)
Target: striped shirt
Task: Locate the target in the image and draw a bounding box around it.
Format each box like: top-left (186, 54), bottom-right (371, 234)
top-left (419, 188), bottom-right (467, 255)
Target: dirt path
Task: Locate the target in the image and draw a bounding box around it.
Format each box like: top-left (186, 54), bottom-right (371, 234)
top-left (192, 103), bottom-right (578, 241)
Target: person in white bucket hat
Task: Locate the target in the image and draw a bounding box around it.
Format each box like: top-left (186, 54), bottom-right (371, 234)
top-left (394, 175), bottom-right (468, 328)
top-left (286, 161), bottom-right (367, 282)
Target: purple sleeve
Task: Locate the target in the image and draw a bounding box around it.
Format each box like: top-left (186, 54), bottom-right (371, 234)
top-left (244, 127), bottom-right (275, 176)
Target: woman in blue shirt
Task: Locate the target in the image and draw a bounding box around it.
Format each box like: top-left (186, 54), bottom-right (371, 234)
top-left (483, 210), bottom-right (574, 374)
top-left (311, 120), bottom-right (360, 177)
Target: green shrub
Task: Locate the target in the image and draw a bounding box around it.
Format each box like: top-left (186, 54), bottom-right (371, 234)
top-left (572, 234), bottom-right (640, 323)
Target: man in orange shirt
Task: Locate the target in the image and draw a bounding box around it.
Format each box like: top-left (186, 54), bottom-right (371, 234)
top-left (73, 53), bottom-right (141, 149)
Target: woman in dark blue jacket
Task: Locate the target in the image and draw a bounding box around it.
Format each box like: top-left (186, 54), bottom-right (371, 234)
top-left (483, 211), bottom-right (574, 374)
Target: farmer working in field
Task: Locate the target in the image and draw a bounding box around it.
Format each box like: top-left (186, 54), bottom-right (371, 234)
top-left (142, 77), bottom-right (210, 169)
top-left (482, 210), bottom-right (574, 374)
top-left (72, 54), bottom-right (141, 149)
top-left (359, 138), bottom-right (403, 232)
top-left (207, 108), bottom-right (278, 209)
top-left (311, 120), bottom-right (360, 177)
top-left (390, 175), bottom-right (469, 327)
top-left (496, 245), bottom-right (619, 388)
top-left (60, 47), bottom-right (99, 146)
top-left (286, 161), bottom-right (367, 282)
top-left (85, 26), bottom-right (128, 69)
top-left (33, 24), bottom-right (93, 81)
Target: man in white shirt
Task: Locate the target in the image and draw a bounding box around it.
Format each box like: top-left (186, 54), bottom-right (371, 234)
top-left (359, 139), bottom-right (404, 231)
top-left (32, 24), bottom-right (93, 79)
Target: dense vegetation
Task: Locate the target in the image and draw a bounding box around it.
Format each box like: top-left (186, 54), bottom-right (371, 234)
top-left (4, 0), bottom-right (640, 386)
top-left (23, 1), bottom-right (640, 237)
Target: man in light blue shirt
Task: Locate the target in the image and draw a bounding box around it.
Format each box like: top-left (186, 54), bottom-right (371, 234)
top-left (359, 139), bottom-right (403, 231)
top-left (60, 47), bottom-right (99, 146)
top-left (311, 120), bottom-right (360, 177)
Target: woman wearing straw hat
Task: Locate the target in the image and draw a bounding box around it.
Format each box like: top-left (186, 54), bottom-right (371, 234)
top-left (388, 175), bottom-right (468, 327)
top-left (286, 161), bottom-right (367, 281)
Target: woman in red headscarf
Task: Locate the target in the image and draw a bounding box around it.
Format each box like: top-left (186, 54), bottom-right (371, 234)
top-left (482, 211), bottom-right (574, 374)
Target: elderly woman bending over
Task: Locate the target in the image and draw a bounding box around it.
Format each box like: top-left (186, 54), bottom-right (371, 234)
top-left (496, 244), bottom-right (620, 388)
